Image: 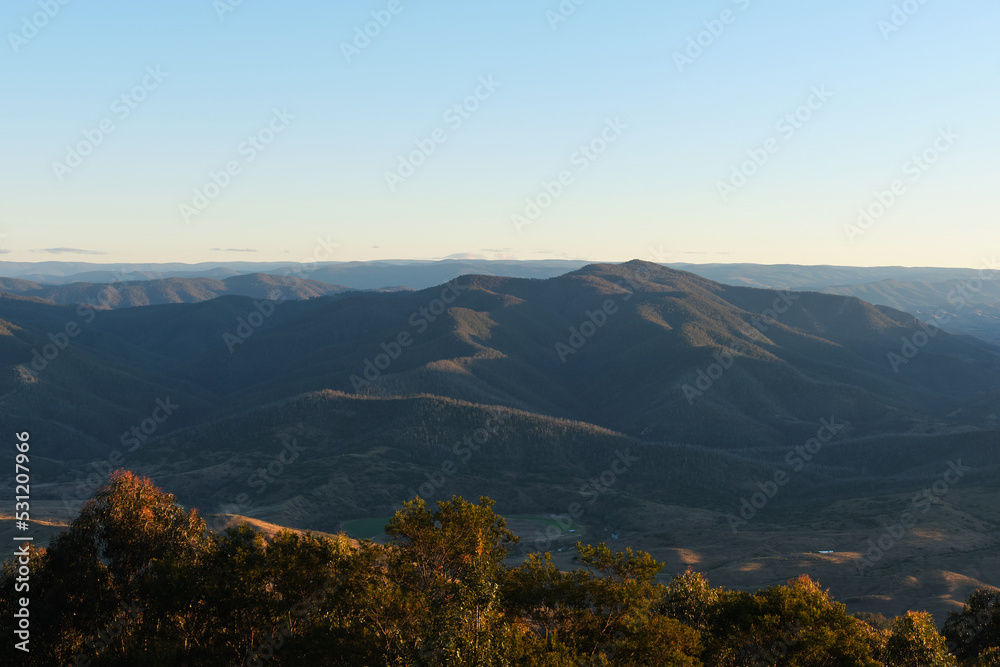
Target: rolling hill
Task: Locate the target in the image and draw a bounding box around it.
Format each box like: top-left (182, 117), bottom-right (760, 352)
top-left (2, 261), bottom-right (998, 456)
top-left (821, 277), bottom-right (1000, 344)
top-left (0, 273), bottom-right (357, 309)
top-left (2, 260), bottom-right (999, 621)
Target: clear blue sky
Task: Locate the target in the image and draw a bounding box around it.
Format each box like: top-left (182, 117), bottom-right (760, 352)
top-left (1, 0), bottom-right (997, 267)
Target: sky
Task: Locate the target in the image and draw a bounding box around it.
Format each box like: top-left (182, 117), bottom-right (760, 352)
top-left (0, 0), bottom-right (997, 268)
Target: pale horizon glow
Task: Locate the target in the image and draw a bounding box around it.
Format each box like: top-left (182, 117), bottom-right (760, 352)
top-left (1, 1), bottom-right (997, 268)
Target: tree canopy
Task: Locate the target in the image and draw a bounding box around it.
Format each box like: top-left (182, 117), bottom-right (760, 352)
top-left (1, 471), bottom-right (997, 666)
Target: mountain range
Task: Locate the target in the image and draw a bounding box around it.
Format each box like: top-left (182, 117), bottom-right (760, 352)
top-left (1, 260), bottom-right (998, 621)
top-left (3, 259), bottom-right (998, 343)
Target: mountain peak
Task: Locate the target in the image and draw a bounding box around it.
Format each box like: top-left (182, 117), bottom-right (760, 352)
top-left (566, 260), bottom-right (697, 286)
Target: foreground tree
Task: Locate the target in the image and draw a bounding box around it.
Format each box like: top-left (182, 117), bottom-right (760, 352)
top-left (661, 568), bottom-right (721, 634)
top-left (0, 475), bottom-right (985, 666)
top-left (967, 647), bottom-right (1000, 667)
top-left (0, 471), bottom-right (207, 665)
top-left (383, 495), bottom-right (520, 666)
top-left (504, 543), bottom-right (702, 665)
top-left (883, 611), bottom-right (956, 667)
top-left (704, 575), bottom-right (879, 666)
top-left (943, 588), bottom-right (1000, 663)
top-left (141, 524), bottom-right (352, 665)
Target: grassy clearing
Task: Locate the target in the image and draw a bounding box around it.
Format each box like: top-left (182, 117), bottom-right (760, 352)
top-left (509, 514), bottom-right (585, 534)
top-left (341, 517), bottom-right (391, 539)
